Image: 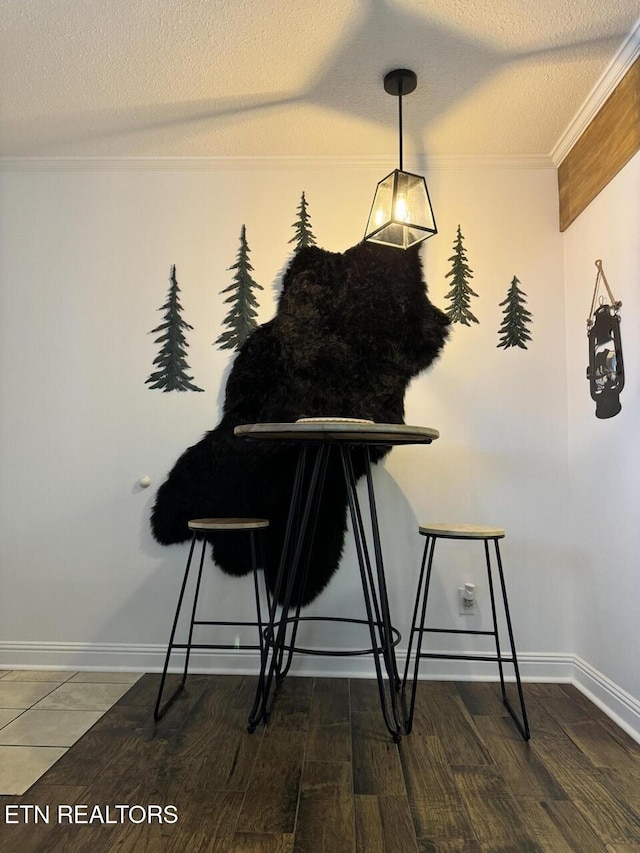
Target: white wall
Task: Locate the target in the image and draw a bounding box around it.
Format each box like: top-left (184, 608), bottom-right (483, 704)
top-left (563, 151), bottom-right (640, 703)
top-left (0, 162), bottom-right (570, 677)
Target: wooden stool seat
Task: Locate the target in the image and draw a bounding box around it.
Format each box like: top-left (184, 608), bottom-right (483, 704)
top-left (188, 518), bottom-right (269, 531)
top-left (402, 523), bottom-right (530, 740)
top-left (418, 522), bottom-right (505, 539)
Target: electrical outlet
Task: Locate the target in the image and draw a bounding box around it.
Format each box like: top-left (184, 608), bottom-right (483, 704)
top-left (458, 583), bottom-right (476, 616)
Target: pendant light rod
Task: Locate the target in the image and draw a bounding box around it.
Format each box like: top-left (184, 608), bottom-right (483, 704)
top-left (383, 69), bottom-right (417, 172)
top-left (398, 83), bottom-right (404, 170)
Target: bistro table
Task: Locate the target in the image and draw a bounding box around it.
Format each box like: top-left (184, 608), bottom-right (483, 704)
top-left (234, 420), bottom-right (439, 741)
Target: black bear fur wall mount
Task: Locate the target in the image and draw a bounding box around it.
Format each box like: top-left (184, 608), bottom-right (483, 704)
top-left (151, 241), bottom-right (449, 606)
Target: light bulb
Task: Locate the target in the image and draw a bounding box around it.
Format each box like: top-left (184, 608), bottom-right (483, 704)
top-left (394, 197), bottom-right (409, 222)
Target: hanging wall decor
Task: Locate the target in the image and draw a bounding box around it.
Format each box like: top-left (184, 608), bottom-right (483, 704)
top-left (444, 225), bottom-right (478, 325)
top-left (289, 191), bottom-right (317, 252)
top-left (146, 265), bottom-right (203, 393)
top-left (215, 225), bottom-right (264, 352)
top-left (497, 276), bottom-right (532, 350)
top-left (586, 259), bottom-right (624, 419)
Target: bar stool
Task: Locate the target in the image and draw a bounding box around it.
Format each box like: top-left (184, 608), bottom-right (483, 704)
top-left (154, 518), bottom-right (269, 721)
top-left (402, 523), bottom-right (530, 740)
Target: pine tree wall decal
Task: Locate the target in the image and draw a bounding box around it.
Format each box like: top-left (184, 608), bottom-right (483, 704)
top-left (289, 191), bottom-right (317, 251)
top-left (146, 265), bottom-right (204, 392)
top-left (497, 276), bottom-right (532, 349)
top-left (444, 225), bottom-right (479, 325)
top-left (215, 225), bottom-right (264, 352)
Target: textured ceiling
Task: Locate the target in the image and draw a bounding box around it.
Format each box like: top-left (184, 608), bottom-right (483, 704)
top-left (1, 0), bottom-right (638, 159)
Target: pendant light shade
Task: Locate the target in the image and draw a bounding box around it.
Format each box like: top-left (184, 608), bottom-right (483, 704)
top-left (365, 70), bottom-right (437, 249)
top-left (365, 169), bottom-right (436, 249)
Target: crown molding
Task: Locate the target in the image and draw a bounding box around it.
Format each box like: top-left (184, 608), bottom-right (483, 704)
top-left (0, 153), bottom-right (554, 173)
top-left (551, 16), bottom-right (640, 166)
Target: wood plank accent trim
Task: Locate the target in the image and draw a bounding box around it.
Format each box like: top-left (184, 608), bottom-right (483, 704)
top-left (558, 56), bottom-right (640, 231)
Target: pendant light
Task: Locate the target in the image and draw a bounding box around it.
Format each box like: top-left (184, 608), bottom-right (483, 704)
top-left (364, 69), bottom-right (437, 249)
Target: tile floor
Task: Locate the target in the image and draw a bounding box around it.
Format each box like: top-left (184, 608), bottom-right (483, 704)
top-left (0, 669), bottom-right (142, 795)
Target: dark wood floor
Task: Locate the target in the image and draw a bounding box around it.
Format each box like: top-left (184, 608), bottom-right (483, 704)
top-left (1, 675), bottom-right (640, 852)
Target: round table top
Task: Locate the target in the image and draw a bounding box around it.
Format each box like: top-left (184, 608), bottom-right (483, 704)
top-left (234, 421), bottom-right (439, 445)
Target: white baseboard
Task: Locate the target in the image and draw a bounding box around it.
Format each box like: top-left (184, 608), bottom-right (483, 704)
top-left (1, 642), bottom-right (638, 743)
top-left (0, 642), bottom-right (573, 680)
top-left (0, 641), bottom-right (163, 673)
top-left (572, 655), bottom-right (640, 745)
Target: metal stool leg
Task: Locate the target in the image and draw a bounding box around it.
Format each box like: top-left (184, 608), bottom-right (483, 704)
top-left (492, 539), bottom-right (530, 740)
top-left (485, 539), bottom-right (507, 699)
top-left (154, 533), bottom-right (207, 721)
top-left (250, 530), bottom-right (267, 658)
top-left (401, 534), bottom-right (436, 734)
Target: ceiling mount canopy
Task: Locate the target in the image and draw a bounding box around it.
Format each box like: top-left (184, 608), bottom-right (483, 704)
top-left (364, 69), bottom-right (437, 250)
top-left (383, 68), bottom-right (417, 97)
